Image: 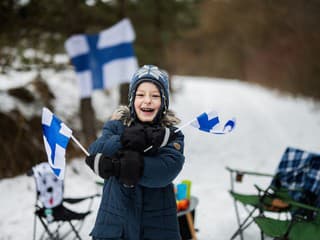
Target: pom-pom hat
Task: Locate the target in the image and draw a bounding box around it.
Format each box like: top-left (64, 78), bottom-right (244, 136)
top-left (128, 65), bottom-right (170, 122)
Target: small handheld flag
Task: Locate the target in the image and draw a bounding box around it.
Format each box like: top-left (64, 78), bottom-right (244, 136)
top-left (42, 108), bottom-right (89, 179)
top-left (189, 111), bottom-right (236, 134)
top-left (144, 110), bottom-right (236, 152)
top-left (42, 108), bottom-right (72, 179)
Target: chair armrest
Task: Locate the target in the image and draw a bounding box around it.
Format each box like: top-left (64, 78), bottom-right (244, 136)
top-left (64, 193), bottom-right (100, 204)
top-left (226, 166), bottom-right (273, 177)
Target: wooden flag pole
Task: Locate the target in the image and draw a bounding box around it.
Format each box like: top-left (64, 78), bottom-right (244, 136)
top-left (143, 117), bottom-right (195, 153)
top-left (71, 135), bottom-right (90, 156)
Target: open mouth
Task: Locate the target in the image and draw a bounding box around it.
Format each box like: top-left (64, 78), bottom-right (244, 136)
top-left (141, 107), bottom-right (155, 113)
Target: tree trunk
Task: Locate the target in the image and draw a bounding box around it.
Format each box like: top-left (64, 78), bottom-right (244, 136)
top-left (119, 83), bottom-right (129, 105)
top-left (118, 0), bottom-right (130, 106)
top-left (80, 98), bottom-right (96, 146)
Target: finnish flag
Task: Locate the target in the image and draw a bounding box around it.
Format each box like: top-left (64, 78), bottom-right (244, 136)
top-left (190, 111), bottom-right (236, 134)
top-left (42, 108), bottom-right (72, 179)
top-left (65, 18), bottom-right (138, 98)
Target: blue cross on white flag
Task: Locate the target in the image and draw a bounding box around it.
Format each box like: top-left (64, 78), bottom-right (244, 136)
top-left (42, 108), bottom-right (72, 179)
top-left (65, 18), bottom-right (138, 98)
top-left (190, 111), bottom-right (236, 134)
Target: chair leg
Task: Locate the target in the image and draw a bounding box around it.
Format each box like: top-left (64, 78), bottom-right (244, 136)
top-left (232, 199), bottom-right (244, 240)
top-left (230, 208), bottom-right (257, 240)
top-left (38, 217), bottom-right (57, 240)
top-left (260, 228), bottom-right (264, 240)
top-left (33, 212), bottom-right (37, 240)
top-left (69, 221), bottom-right (83, 240)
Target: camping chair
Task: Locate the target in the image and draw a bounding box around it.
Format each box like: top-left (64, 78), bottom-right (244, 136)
top-left (253, 147), bottom-right (320, 240)
top-left (28, 162), bottom-right (100, 240)
top-left (226, 166), bottom-right (283, 240)
top-left (226, 147), bottom-right (320, 240)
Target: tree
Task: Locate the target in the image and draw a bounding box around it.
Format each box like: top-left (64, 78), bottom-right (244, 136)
top-left (0, 0), bottom-right (201, 145)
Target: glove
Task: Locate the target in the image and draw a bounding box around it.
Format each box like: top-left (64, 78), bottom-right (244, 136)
top-left (85, 154), bottom-right (120, 179)
top-left (117, 149), bottom-right (143, 186)
top-left (121, 123), bottom-right (147, 152)
top-left (85, 150), bottom-right (143, 186)
top-left (144, 126), bottom-right (176, 149)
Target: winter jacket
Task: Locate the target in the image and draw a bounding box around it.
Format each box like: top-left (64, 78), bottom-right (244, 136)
top-left (88, 106), bottom-right (185, 240)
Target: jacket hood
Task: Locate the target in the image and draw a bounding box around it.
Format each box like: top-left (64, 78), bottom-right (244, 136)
top-left (128, 65), bottom-right (170, 123)
top-left (111, 105), bottom-right (180, 127)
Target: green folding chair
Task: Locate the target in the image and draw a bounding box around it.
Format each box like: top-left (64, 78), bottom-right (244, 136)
top-left (226, 167), bottom-right (290, 240)
top-left (227, 147), bottom-right (320, 240)
top-left (254, 202), bottom-right (320, 240)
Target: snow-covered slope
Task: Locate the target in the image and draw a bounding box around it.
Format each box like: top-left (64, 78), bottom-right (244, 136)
top-left (1, 73), bottom-right (319, 239)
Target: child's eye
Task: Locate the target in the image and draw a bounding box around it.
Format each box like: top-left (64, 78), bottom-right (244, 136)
top-left (152, 94), bottom-right (160, 98)
top-left (136, 93), bottom-right (144, 97)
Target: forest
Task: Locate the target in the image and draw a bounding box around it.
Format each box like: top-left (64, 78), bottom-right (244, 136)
top-left (1, 0), bottom-right (319, 98)
top-left (0, 0), bottom-right (319, 178)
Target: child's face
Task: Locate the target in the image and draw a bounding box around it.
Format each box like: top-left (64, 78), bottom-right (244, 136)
top-left (134, 82), bottom-right (161, 122)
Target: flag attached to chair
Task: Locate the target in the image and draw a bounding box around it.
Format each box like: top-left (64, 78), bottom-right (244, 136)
top-left (42, 107), bottom-right (72, 179)
top-left (65, 18), bottom-right (138, 98)
top-left (190, 111), bottom-right (236, 134)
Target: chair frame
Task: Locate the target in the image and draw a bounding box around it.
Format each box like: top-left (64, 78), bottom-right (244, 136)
top-left (227, 147), bottom-right (320, 240)
top-left (226, 166), bottom-right (289, 240)
top-left (33, 195), bottom-right (99, 240)
top-left (28, 163), bottom-right (100, 240)
top-left (227, 168), bottom-right (320, 240)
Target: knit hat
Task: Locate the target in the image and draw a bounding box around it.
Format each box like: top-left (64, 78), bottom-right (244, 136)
top-left (128, 65), bottom-right (170, 122)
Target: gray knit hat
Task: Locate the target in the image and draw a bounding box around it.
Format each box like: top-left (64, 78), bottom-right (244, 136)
top-left (128, 65), bottom-right (170, 122)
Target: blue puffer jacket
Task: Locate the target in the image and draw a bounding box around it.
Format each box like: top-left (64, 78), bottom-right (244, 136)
top-left (88, 109), bottom-right (185, 240)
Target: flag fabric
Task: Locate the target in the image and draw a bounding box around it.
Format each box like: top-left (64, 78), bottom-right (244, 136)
top-left (42, 107), bottom-right (72, 179)
top-left (190, 111), bottom-right (236, 134)
top-left (65, 18), bottom-right (138, 98)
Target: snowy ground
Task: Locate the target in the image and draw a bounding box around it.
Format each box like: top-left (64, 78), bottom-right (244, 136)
top-left (1, 72), bottom-right (320, 239)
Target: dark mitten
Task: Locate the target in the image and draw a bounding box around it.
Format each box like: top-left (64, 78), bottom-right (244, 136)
top-left (117, 149), bottom-right (143, 186)
top-left (145, 126), bottom-right (176, 149)
top-left (121, 123), bottom-right (147, 152)
top-left (85, 154), bottom-right (120, 179)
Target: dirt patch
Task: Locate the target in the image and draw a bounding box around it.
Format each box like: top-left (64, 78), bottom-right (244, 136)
top-left (0, 77), bottom-right (82, 179)
top-left (8, 87), bottom-right (35, 103)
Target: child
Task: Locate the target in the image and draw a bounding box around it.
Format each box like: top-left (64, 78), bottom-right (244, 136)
top-left (85, 65), bottom-right (185, 240)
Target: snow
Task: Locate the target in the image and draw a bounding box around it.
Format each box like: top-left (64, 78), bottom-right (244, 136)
top-left (1, 71), bottom-right (320, 239)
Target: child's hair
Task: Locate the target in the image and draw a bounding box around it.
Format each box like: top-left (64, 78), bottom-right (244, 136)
top-left (128, 65), bottom-right (170, 123)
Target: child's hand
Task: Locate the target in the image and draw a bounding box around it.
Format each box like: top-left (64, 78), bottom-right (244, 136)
top-left (85, 151), bottom-right (143, 186)
top-left (85, 154), bottom-right (120, 179)
top-left (121, 123), bottom-right (147, 152)
top-left (145, 126), bottom-right (176, 149)
top-left (117, 149), bottom-right (144, 186)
